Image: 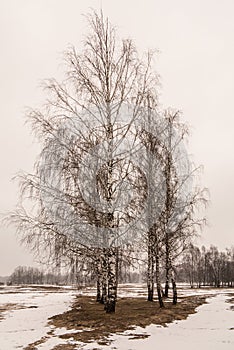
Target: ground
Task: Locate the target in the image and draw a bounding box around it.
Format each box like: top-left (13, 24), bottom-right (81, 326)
top-left (0, 284), bottom-right (233, 349)
top-left (48, 294), bottom-right (207, 346)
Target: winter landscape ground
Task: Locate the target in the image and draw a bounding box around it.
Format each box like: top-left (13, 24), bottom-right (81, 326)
top-left (0, 284), bottom-right (233, 350)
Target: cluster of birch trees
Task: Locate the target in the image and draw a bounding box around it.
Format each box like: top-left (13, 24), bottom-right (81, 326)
top-left (7, 264), bottom-right (95, 286)
top-left (180, 244), bottom-right (234, 288)
top-left (9, 11), bottom-right (207, 313)
top-left (8, 266), bottom-right (44, 285)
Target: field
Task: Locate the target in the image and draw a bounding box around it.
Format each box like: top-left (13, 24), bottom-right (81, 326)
top-left (0, 284), bottom-right (233, 349)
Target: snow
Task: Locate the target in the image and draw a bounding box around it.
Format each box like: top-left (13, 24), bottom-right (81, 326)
top-left (0, 286), bottom-right (75, 349)
top-left (81, 290), bottom-right (234, 350)
top-left (0, 285), bottom-right (233, 349)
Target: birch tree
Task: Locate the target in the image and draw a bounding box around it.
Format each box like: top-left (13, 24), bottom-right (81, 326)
top-left (138, 109), bottom-right (166, 306)
top-left (159, 110), bottom-right (207, 303)
top-left (8, 11), bottom-right (160, 313)
top-left (139, 108), bottom-right (207, 305)
top-left (7, 10), bottom-right (207, 312)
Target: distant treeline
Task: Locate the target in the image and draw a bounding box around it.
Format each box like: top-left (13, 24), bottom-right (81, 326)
top-left (6, 244), bottom-right (234, 289)
top-left (7, 265), bottom-right (83, 286)
top-left (6, 264), bottom-right (141, 286)
top-left (178, 244), bottom-right (234, 288)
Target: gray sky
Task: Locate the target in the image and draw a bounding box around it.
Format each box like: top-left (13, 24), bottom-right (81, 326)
top-left (0, 0), bottom-right (233, 275)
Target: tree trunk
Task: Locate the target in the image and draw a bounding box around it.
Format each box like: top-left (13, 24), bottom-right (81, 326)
top-left (105, 247), bottom-right (117, 313)
top-left (155, 251), bottom-right (164, 308)
top-left (164, 238), bottom-right (170, 297)
top-left (147, 243), bottom-right (154, 301)
top-left (96, 255), bottom-right (102, 302)
top-left (101, 280), bottom-right (107, 305)
top-left (164, 279), bottom-right (169, 298)
top-left (103, 103), bottom-right (118, 313)
top-left (171, 278), bottom-right (177, 305)
top-left (100, 249), bottom-right (107, 305)
top-left (96, 275), bottom-right (101, 302)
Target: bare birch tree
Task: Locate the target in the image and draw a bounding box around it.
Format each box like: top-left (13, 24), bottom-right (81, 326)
top-left (8, 11), bottom-right (161, 313)
top-left (6, 10), bottom-right (207, 313)
top-left (158, 110), bottom-right (208, 303)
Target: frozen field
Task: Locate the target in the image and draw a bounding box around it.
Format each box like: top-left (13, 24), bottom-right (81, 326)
top-left (0, 285), bottom-right (76, 349)
top-left (0, 284), bottom-right (233, 349)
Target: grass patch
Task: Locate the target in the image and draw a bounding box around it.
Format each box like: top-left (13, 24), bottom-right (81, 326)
top-left (0, 303), bottom-right (30, 321)
top-left (49, 294), bottom-right (207, 346)
top-left (227, 293), bottom-right (234, 310)
top-left (23, 336), bottom-right (49, 350)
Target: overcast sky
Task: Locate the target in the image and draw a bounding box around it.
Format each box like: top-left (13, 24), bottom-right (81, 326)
top-left (0, 0), bottom-right (234, 275)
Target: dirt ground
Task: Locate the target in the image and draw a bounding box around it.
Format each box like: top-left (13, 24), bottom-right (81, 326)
top-left (48, 294), bottom-right (208, 347)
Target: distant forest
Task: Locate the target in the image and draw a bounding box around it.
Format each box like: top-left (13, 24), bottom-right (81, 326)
top-left (4, 244), bottom-right (234, 289)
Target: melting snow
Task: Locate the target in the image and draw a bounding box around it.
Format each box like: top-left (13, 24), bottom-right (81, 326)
top-left (0, 286), bottom-right (75, 349)
top-left (0, 285), bottom-right (233, 349)
top-left (82, 291), bottom-right (234, 350)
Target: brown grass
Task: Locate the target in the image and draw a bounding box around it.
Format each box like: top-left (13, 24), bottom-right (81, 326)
top-left (227, 293), bottom-right (234, 311)
top-left (49, 294), bottom-right (207, 346)
top-left (0, 303), bottom-right (31, 321)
